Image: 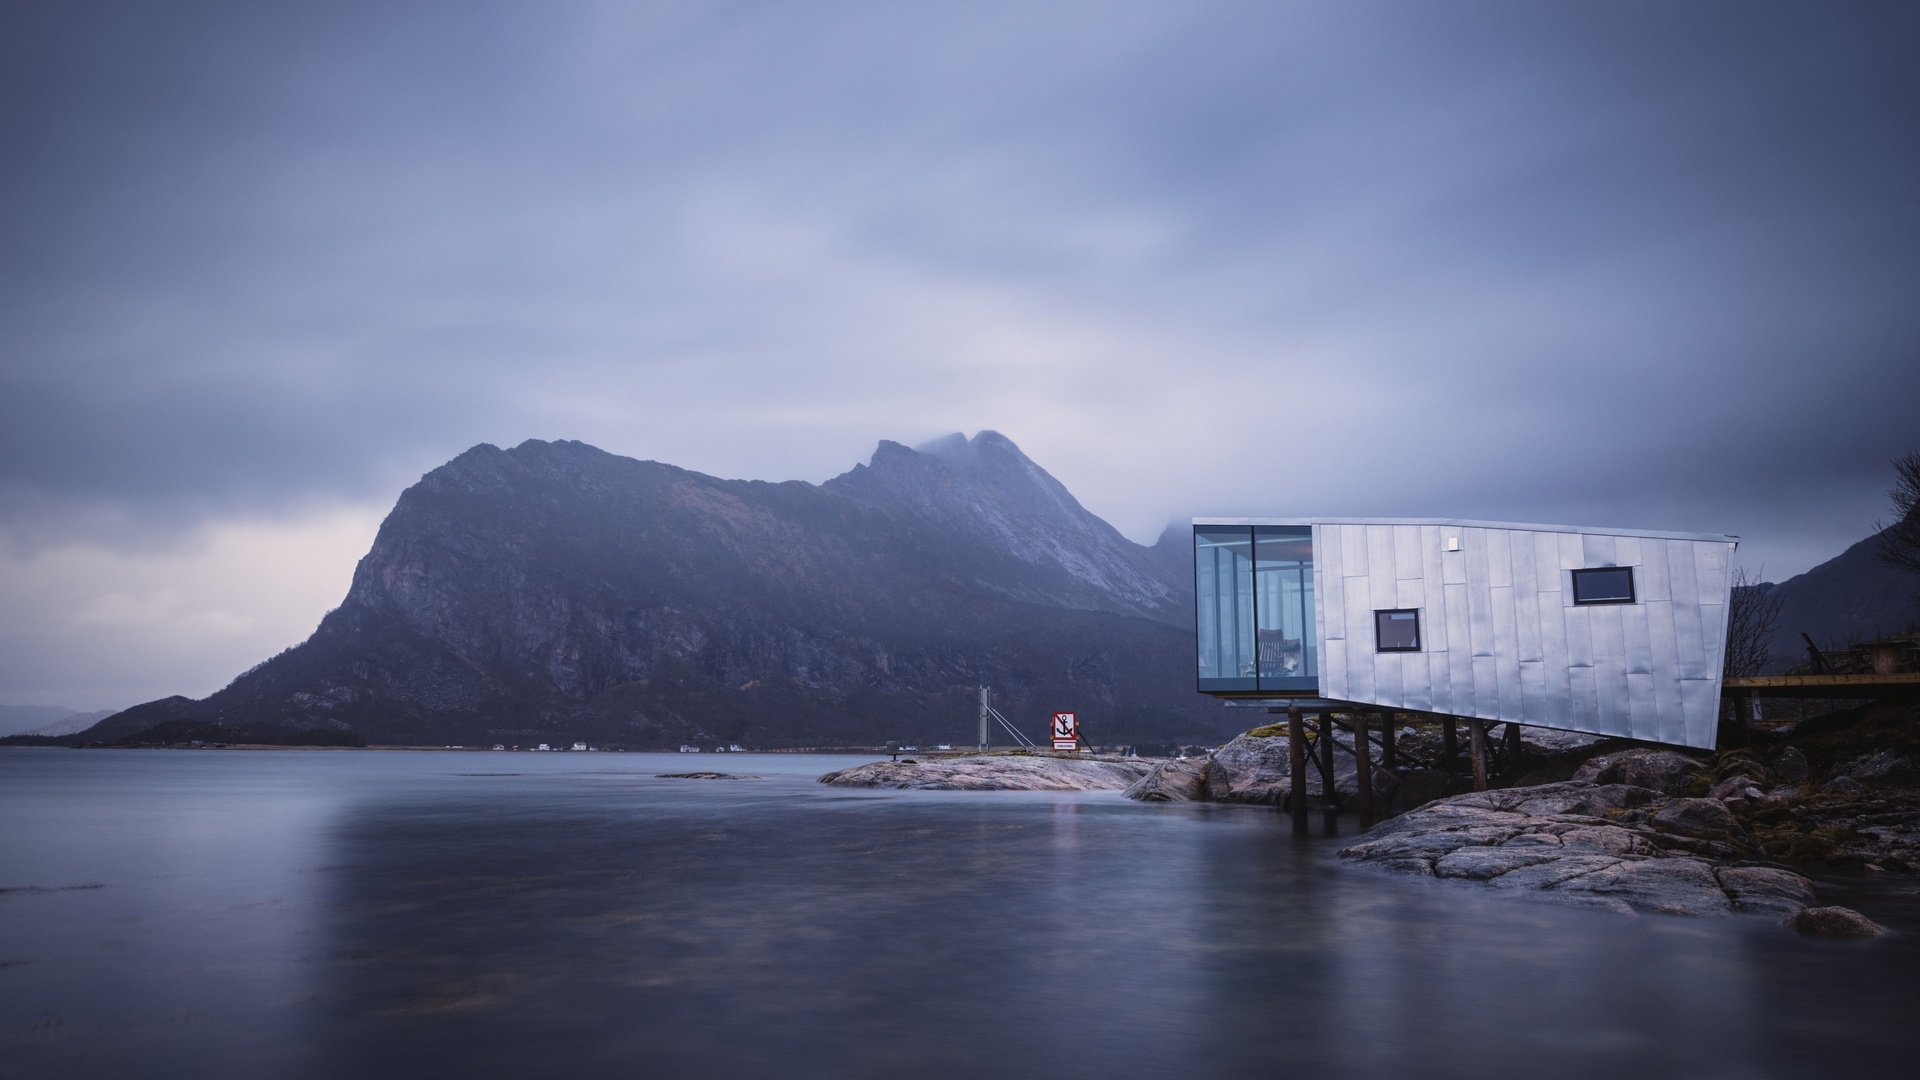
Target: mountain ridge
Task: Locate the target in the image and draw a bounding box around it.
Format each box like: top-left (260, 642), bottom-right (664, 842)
top-left (0, 705), bottom-right (115, 738)
top-left (1763, 526), bottom-right (1920, 669)
top-left (78, 434), bottom-right (1219, 748)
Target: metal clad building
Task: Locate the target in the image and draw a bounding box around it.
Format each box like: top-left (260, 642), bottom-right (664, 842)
top-left (1193, 518), bottom-right (1738, 749)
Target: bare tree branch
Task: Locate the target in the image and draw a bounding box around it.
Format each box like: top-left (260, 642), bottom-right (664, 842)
top-left (1724, 566), bottom-right (1783, 679)
top-left (1878, 450), bottom-right (1920, 576)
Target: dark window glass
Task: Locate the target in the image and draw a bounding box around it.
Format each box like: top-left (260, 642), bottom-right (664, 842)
top-left (1571, 567), bottom-right (1635, 605)
top-left (1193, 524), bottom-right (1319, 693)
top-left (1254, 526), bottom-right (1316, 684)
top-left (1375, 609), bottom-right (1421, 652)
top-left (1194, 526), bottom-right (1256, 690)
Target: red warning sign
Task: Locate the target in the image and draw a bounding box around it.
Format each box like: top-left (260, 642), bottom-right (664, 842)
top-left (1050, 710), bottom-right (1080, 751)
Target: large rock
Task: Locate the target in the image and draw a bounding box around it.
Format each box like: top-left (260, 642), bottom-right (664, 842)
top-left (1124, 758), bottom-right (1208, 802)
top-left (1715, 866), bottom-right (1819, 916)
top-left (1651, 795), bottom-right (1758, 845)
top-left (1785, 906), bottom-right (1889, 938)
top-left (1708, 776), bottom-right (1766, 803)
top-left (1338, 780), bottom-right (1819, 919)
top-left (1546, 857), bottom-right (1732, 917)
top-left (1573, 749), bottom-right (1710, 796)
top-left (1202, 728), bottom-right (1364, 805)
top-left (1773, 746), bottom-right (1810, 783)
top-left (819, 754), bottom-right (1155, 791)
top-left (1203, 731), bottom-right (1295, 804)
top-left (1832, 751), bottom-right (1917, 789)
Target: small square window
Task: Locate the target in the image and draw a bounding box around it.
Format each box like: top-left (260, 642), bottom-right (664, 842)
top-left (1375, 609), bottom-right (1421, 652)
top-left (1571, 566), bottom-right (1635, 605)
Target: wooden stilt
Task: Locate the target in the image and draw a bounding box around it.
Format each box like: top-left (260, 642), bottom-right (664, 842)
top-left (1288, 706), bottom-right (1307, 834)
top-left (1468, 718), bottom-right (1489, 791)
top-left (1380, 711), bottom-right (1397, 771)
top-left (1352, 713), bottom-right (1374, 829)
top-left (1503, 721), bottom-right (1523, 779)
top-left (1317, 712), bottom-right (1338, 832)
top-left (1442, 715), bottom-right (1458, 772)
top-left (1317, 713), bottom-right (1337, 793)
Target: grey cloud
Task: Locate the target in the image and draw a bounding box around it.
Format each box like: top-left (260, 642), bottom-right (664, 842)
top-left (0, 0), bottom-right (1916, 579)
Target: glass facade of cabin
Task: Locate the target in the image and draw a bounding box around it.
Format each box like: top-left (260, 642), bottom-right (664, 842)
top-left (1194, 524), bottom-right (1318, 693)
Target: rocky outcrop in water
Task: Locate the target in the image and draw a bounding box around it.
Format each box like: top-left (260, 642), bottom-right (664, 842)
top-left (1336, 781), bottom-right (1819, 917)
top-left (1123, 704), bottom-right (1920, 924)
top-left (819, 754), bottom-right (1156, 791)
top-left (1126, 727), bottom-right (1381, 807)
top-left (1201, 730), bottom-right (1296, 803)
top-left (1785, 906), bottom-right (1889, 937)
top-left (1123, 758), bottom-right (1207, 801)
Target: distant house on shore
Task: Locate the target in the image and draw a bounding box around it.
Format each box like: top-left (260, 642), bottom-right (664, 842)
top-left (1192, 519), bottom-right (1738, 749)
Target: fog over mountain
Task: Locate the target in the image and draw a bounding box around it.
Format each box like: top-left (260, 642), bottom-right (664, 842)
top-left (83, 435), bottom-right (1224, 748)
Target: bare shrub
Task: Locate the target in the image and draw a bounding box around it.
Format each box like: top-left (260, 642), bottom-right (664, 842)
top-left (1878, 450), bottom-right (1920, 576)
top-left (1724, 567), bottom-right (1783, 679)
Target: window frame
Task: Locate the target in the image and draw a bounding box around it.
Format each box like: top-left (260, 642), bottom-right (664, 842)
top-left (1373, 608), bottom-right (1422, 653)
top-left (1191, 524), bottom-right (1319, 693)
top-left (1570, 566), bottom-right (1637, 606)
top-left (1192, 525), bottom-right (1258, 692)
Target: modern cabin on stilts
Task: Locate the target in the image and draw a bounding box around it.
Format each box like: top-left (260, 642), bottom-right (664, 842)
top-left (1192, 518), bottom-right (1740, 833)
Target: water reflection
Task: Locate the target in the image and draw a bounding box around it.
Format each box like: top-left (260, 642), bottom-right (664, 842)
top-left (0, 749), bottom-right (334, 1079)
top-left (3, 750), bottom-right (1918, 1079)
top-left (313, 783), bottom-right (1226, 1079)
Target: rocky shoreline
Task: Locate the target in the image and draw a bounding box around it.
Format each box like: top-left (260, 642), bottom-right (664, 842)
top-left (819, 753), bottom-right (1156, 791)
top-left (1334, 779), bottom-right (1821, 918)
top-left (812, 702), bottom-right (1915, 932)
top-left (1125, 700), bottom-right (1919, 932)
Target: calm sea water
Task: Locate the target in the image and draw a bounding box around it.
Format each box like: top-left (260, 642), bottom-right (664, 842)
top-left (3, 748), bottom-right (1918, 1080)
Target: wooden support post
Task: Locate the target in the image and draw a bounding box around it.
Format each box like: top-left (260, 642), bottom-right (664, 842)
top-left (1317, 712), bottom-right (1339, 832)
top-left (1442, 715), bottom-right (1458, 772)
top-left (1352, 713), bottom-right (1374, 829)
top-left (1467, 718), bottom-right (1489, 792)
top-left (1288, 706), bottom-right (1307, 834)
top-left (1318, 713), bottom-right (1337, 800)
top-left (1381, 712), bottom-right (1397, 771)
top-left (1502, 721), bottom-right (1522, 779)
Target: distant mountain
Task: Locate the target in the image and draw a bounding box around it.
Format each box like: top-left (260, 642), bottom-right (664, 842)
top-left (1764, 527), bottom-right (1920, 669)
top-left (1, 705), bottom-right (80, 737)
top-left (82, 435), bottom-right (1222, 749)
top-left (0, 705), bottom-right (115, 738)
top-left (30, 709), bottom-right (116, 736)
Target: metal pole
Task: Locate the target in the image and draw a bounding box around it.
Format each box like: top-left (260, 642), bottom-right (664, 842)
top-left (1467, 718), bottom-right (1489, 792)
top-left (978, 687), bottom-right (990, 751)
top-left (1288, 705), bottom-right (1307, 834)
top-left (1352, 713), bottom-right (1374, 829)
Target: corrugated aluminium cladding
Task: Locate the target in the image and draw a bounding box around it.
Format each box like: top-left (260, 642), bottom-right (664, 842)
top-left (1196, 518), bottom-right (1738, 749)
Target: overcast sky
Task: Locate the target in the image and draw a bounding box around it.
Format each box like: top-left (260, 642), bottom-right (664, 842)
top-left (3, 0), bottom-right (1916, 709)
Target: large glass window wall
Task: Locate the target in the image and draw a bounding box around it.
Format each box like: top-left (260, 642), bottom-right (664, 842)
top-left (1194, 525), bottom-right (1318, 693)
